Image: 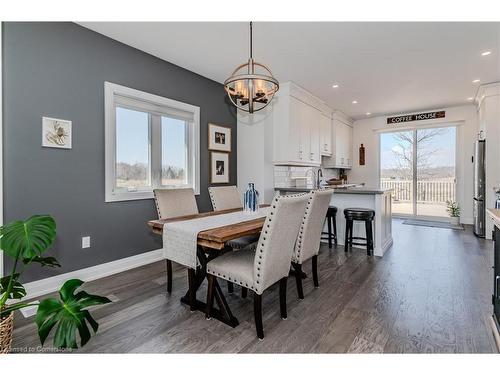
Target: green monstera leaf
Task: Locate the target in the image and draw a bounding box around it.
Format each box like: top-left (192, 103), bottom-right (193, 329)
top-left (0, 273), bottom-right (26, 300)
top-left (23, 256), bottom-right (61, 268)
top-left (0, 215), bottom-right (56, 259)
top-left (35, 279), bottom-right (111, 349)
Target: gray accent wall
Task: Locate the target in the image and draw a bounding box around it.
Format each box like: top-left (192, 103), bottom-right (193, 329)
top-left (2, 22), bottom-right (237, 282)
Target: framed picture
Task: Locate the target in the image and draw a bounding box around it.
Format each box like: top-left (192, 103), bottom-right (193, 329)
top-left (42, 117), bottom-right (72, 149)
top-left (208, 123), bottom-right (231, 152)
top-left (210, 152), bottom-right (230, 184)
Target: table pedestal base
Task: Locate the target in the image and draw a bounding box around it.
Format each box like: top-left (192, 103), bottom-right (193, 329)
top-left (180, 246), bottom-right (239, 328)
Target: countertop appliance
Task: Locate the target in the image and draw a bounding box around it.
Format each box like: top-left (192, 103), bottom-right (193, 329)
top-left (473, 139), bottom-right (486, 237)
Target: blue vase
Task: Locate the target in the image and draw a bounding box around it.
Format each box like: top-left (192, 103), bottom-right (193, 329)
top-left (243, 183), bottom-right (259, 213)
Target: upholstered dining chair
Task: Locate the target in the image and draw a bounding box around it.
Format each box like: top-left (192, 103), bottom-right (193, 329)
top-left (205, 193), bottom-right (309, 339)
top-left (153, 188), bottom-right (199, 295)
top-left (291, 189), bottom-right (334, 299)
top-left (209, 185), bottom-right (260, 297)
top-left (208, 186), bottom-right (260, 252)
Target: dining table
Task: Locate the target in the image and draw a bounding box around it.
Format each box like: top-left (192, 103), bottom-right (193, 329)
top-left (147, 204), bottom-right (269, 328)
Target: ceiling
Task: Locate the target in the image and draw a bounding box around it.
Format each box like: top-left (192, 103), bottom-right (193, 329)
top-left (79, 22), bottom-right (500, 120)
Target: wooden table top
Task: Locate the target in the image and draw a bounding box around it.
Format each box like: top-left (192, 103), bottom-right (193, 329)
top-left (147, 205), bottom-right (269, 250)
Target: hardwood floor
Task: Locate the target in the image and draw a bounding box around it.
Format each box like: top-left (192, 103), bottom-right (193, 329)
top-left (11, 220), bottom-right (498, 353)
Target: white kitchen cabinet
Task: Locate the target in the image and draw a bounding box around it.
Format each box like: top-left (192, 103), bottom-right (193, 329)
top-left (307, 104), bottom-right (321, 164)
top-left (322, 114), bottom-right (353, 169)
top-left (272, 83), bottom-right (325, 166)
top-left (237, 82), bottom-right (354, 203)
top-left (338, 120), bottom-right (353, 168)
top-left (320, 112), bottom-right (332, 156)
top-left (288, 96), bottom-right (305, 163)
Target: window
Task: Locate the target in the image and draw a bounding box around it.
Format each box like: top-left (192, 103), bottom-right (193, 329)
top-left (105, 82), bottom-right (200, 202)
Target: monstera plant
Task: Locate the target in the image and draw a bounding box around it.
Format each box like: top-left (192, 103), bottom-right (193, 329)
top-left (0, 215), bottom-right (111, 352)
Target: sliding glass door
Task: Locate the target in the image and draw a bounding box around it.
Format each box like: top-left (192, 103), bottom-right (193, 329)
top-left (380, 126), bottom-right (456, 218)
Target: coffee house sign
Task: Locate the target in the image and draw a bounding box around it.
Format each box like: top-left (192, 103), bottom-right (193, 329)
top-left (387, 110), bottom-right (445, 124)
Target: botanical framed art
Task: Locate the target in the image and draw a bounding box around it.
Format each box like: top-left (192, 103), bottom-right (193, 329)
top-left (208, 123), bottom-right (231, 152)
top-left (42, 116), bottom-right (72, 149)
top-left (210, 152), bottom-right (229, 184)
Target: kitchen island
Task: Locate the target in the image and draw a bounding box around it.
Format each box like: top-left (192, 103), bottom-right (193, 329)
top-left (275, 186), bottom-right (393, 257)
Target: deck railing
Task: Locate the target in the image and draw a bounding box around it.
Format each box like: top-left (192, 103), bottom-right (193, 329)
top-left (380, 178), bottom-right (456, 204)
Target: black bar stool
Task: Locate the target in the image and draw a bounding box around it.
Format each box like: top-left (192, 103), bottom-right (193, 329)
top-left (321, 206), bottom-right (338, 248)
top-left (344, 208), bottom-right (375, 256)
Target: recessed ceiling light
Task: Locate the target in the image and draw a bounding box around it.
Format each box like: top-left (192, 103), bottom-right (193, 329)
top-left (352, 100), bottom-right (358, 104)
top-left (332, 84), bottom-right (339, 88)
top-left (467, 97), bottom-right (474, 101)
top-left (472, 79), bottom-right (481, 83)
top-left (366, 112), bottom-right (371, 116)
top-left (481, 51), bottom-right (491, 56)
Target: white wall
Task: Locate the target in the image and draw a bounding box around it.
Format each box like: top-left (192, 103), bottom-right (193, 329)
top-left (477, 83), bottom-right (500, 238)
top-left (237, 107), bottom-right (276, 204)
top-left (350, 105), bottom-right (479, 224)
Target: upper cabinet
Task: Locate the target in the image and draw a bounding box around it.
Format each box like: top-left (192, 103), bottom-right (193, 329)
top-left (322, 112), bottom-right (354, 169)
top-left (320, 112), bottom-right (332, 156)
top-left (237, 82), bottom-right (353, 171)
top-left (272, 82), bottom-right (328, 166)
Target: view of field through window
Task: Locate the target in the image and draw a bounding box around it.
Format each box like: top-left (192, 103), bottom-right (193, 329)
top-left (116, 107), bottom-right (150, 189)
top-left (161, 116), bottom-right (188, 186)
top-left (380, 126), bottom-right (456, 217)
top-left (115, 107), bottom-right (188, 189)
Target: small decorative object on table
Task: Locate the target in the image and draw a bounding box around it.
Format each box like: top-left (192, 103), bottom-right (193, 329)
top-left (446, 200), bottom-right (461, 226)
top-left (243, 183), bottom-right (259, 213)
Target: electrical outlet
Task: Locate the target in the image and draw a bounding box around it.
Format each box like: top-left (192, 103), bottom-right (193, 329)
top-left (82, 236), bottom-right (91, 249)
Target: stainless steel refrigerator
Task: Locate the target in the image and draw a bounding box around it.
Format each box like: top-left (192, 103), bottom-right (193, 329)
top-left (473, 139), bottom-right (486, 237)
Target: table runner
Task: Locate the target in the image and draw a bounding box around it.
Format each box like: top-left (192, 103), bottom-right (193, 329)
top-left (162, 207), bottom-right (270, 269)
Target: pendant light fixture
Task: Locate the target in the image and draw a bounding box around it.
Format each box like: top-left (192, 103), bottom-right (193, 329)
top-left (224, 22), bottom-right (279, 113)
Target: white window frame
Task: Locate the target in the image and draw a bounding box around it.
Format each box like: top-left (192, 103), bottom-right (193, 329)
top-left (105, 82), bottom-right (200, 202)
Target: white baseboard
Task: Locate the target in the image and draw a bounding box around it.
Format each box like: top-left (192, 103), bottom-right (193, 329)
top-left (23, 249), bottom-right (163, 301)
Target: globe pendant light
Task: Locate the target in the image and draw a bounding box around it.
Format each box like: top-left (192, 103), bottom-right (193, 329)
top-left (224, 22), bottom-right (279, 113)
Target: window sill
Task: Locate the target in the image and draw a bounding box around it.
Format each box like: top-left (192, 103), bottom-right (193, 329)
top-left (105, 186), bottom-right (200, 203)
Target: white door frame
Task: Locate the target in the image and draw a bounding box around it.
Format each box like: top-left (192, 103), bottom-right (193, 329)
top-left (378, 121), bottom-right (460, 221)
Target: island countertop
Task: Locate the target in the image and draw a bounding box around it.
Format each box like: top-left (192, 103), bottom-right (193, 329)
top-left (487, 208), bottom-right (500, 229)
top-left (274, 186), bottom-right (393, 195)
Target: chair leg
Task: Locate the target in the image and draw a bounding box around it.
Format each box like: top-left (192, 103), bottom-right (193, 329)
top-left (333, 215), bottom-right (338, 247)
top-left (348, 220), bottom-right (354, 250)
top-left (312, 255), bottom-right (319, 288)
top-left (227, 281), bottom-right (234, 294)
top-left (292, 263), bottom-right (304, 299)
top-left (327, 215), bottom-right (333, 249)
top-left (241, 287), bottom-right (248, 299)
top-left (279, 277), bottom-right (288, 320)
top-left (365, 220), bottom-right (374, 256)
top-left (254, 292), bottom-right (264, 339)
top-left (166, 260), bottom-right (172, 294)
top-left (344, 219), bottom-right (350, 252)
top-left (188, 268), bottom-right (196, 311)
top-left (206, 274), bottom-right (215, 319)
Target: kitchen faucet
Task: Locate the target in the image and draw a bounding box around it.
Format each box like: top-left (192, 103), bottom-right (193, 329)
top-left (316, 168), bottom-right (323, 189)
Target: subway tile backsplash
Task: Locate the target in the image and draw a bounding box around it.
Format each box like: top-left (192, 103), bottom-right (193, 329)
top-left (273, 166), bottom-right (340, 188)
top-left (274, 166), bottom-right (315, 188)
